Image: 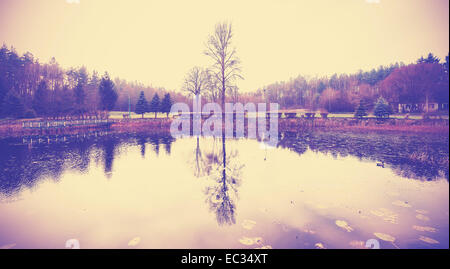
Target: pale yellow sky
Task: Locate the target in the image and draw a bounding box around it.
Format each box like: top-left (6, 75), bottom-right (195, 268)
top-left (0, 0), bottom-right (448, 92)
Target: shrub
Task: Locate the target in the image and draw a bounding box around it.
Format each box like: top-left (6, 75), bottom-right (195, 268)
top-left (354, 100), bottom-right (368, 119)
top-left (23, 109), bottom-right (37, 119)
top-left (373, 97), bottom-right (391, 119)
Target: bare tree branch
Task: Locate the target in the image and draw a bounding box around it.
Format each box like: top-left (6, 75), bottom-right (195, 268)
top-left (204, 21), bottom-right (243, 107)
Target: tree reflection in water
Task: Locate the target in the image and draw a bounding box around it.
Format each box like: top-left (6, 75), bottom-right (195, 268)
top-left (191, 136), bottom-right (208, 178)
top-left (0, 132), bottom-right (176, 197)
top-left (192, 132), bottom-right (244, 226)
top-left (101, 137), bottom-right (118, 177)
top-left (0, 130), bottom-right (447, 205)
top-left (278, 131), bottom-right (449, 181)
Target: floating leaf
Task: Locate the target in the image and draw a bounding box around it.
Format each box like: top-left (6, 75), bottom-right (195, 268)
top-left (412, 225), bottom-right (437, 233)
top-left (374, 232), bottom-right (395, 242)
top-left (335, 220), bottom-right (353, 232)
top-left (255, 245), bottom-right (272, 249)
top-left (301, 228), bottom-right (316, 234)
top-left (392, 200), bottom-right (412, 208)
top-left (242, 220), bottom-right (256, 230)
top-left (128, 237), bottom-right (141, 247)
top-left (315, 243), bottom-right (326, 249)
top-left (419, 236), bottom-right (439, 244)
top-left (239, 237), bottom-right (263, 246)
top-left (416, 214), bottom-right (430, 221)
top-left (370, 208), bottom-right (398, 224)
top-left (415, 209), bottom-right (428, 214)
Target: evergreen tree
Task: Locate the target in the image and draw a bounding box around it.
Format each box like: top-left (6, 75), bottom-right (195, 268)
top-left (74, 83), bottom-right (85, 109)
top-left (98, 72), bottom-right (118, 111)
top-left (135, 91), bottom-right (148, 118)
top-left (160, 93), bottom-right (172, 118)
top-left (417, 53), bottom-right (440, 64)
top-left (2, 91), bottom-right (24, 118)
top-left (60, 85), bottom-right (75, 116)
top-left (317, 81), bottom-right (326, 94)
top-left (33, 81), bottom-right (49, 116)
top-left (74, 67), bottom-right (88, 114)
top-left (149, 93), bottom-right (160, 118)
top-left (443, 53), bottom-right (449, 75)
top-left (354, 100), bottom-right (368, 119)
top-left (373, 97), bottom-right (391, 119)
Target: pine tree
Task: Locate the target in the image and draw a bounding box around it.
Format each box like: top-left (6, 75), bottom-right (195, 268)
top-left (33, 81), bottom-right (49, 116)
top-left (149, 93), bottom-right (160, 118)
top-left (160, 93), bottom-right (172, 118)
top-left (373, 97), bottom-right (391, 119)
top-left (135, 91), bottom-right (148, 118)
top-left (98, 72), bottom-right (118, 111)
top-left (443, 53), bottom-right (449, 74)
top-left (2, 91), bottom-right (24, 118)
top-left (354, 100), bottom-right (368, 119)
top-left (417, 53), bottom-right (440, 64)
top-left (74, 82), bottom-right (86, 114)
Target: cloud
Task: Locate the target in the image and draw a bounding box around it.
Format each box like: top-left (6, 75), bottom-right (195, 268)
top-left (66, 0), bottom-right (80, 4)
top-left (365, 0), bottom-right (380, 4)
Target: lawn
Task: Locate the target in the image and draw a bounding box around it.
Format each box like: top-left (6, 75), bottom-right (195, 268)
top-left (109, 110), bottom-right (449, 120)
top-left (109, 111), bottom-right (171, 119)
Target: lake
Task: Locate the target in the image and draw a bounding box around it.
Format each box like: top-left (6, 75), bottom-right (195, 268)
top-left (0, 131), bottom-right (448, 249)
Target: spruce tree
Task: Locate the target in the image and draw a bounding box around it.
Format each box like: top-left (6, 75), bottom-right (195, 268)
top-left (149, 93), bottom-right (160, 118)
top-left (33, 81), bottom-right (49, 116)
top-left (98, 72), bottom-right (118, 111)
top-left (135, 91), bottom-right (148, 118)
top-left (2, 91), bottom-right (24, 118)
top-left (160, 93), bottom-right (172, 118)
top-left (354, 100), bottom-right (368, 119)
top-left (373, 97), bottom-right (391, 119)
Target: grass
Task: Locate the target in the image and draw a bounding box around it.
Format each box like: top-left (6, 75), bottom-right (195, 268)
top-left (277, 110), bottom-right (449, 120)
top-left (109, 111), bottom-right (171, 119)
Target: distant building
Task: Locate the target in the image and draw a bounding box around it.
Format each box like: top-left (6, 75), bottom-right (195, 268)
top-left (398, 102), bottom-right (449, 113)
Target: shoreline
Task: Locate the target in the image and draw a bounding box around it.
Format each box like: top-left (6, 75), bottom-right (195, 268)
top-left (0, 117), bottom-right (448, 139)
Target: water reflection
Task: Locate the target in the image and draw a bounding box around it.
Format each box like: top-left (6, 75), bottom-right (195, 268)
top-left (1, 131), bottom-right (447, 198)
top-left (101, 137), bottom-right (118, 177)
top-left (277, 131), bottom-right (449, 181)
top-left (0, 130), bottom-right (448, 249)
top-left (203, 136), bottom-right (244, 225)
top-left (0, 132), bottom-right (175, 197)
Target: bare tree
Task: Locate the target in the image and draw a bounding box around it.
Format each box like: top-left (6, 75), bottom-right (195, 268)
top-left (182, 66), bottom-right (210, 97)
top-left (227, 85), bottom-right (239, 103)
top-left (204, 22), bottom-right (243, 108)
top-left (204, 70), bottom-right (220, 102)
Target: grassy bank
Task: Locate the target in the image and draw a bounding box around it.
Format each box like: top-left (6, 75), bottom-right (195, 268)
top-left (0, 116), bottom-right (448, 139)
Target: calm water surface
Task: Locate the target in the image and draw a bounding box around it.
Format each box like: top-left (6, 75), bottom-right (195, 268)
top-left (0, 131), bottom-right (448, 249)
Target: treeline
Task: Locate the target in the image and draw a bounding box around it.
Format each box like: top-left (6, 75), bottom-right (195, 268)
top-left (0, 44), bottom-right (187, 119)
top-left (1, 41), bottom-right (449, 119)
top-left (134, 91), bottom-right (173, 118)
top-left (252, 53), bottom-right (449, 113)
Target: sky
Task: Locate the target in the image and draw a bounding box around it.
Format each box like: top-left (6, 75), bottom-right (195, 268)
top-left (0, 0), bottom-right (448, 92)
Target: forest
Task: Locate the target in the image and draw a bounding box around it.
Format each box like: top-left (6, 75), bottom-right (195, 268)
top-left (0, 44), bottom-right (187, 119)
top-left (246, 53), bottom-right (449, 113)
top-left (0, 42), bottom-right (448, 120)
